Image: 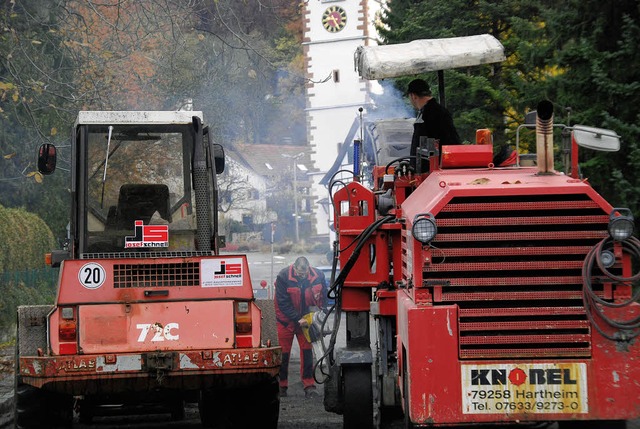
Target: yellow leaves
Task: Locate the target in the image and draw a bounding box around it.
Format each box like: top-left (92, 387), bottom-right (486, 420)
top-left (26, 171), bottom-right (43, 183)
top-left (50, 128), bottom-right (57, 136)
top-left (28, 80), bottom-right (45, 95)
top-left (197, 34), bottom-right (205, 41)
top-left (0, 85), bottom-right (20, 103)
top-left (0, 81), bottom-right (19, 104)
top-left (31, 39), bottom-right (42, 45)
top-left (0, 82), bottom-right (16, 91)
top-left (3, 153), bottom-right (16, 159)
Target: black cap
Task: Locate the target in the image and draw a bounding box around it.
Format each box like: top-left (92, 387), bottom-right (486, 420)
top-left (407, 79), bottom-right (431, 96)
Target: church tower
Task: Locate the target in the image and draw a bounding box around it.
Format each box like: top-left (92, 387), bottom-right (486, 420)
top-left (303, 0), bottom-right (383, 242)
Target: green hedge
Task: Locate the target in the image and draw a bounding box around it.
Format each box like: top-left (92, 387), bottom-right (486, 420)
top-left (0, 204), bottom-right (58, 337)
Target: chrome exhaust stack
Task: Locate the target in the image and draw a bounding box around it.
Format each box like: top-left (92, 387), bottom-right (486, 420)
top-left (536, 100), bottom-right (555, 174)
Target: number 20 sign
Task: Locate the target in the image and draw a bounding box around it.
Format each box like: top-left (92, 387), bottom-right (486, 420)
top-left (78, 263), bottom-right (106, 289)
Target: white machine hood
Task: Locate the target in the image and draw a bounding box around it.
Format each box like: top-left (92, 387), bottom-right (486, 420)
top-left (355, 34), bottom-right (506, 80)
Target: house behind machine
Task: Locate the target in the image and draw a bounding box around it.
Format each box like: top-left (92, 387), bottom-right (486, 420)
top-left (220, 143), bottom-right (313, 245)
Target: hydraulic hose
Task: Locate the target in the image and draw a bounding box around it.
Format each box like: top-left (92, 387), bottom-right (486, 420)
top-left (582, 236), bottom-right (640, 341)
top-left (314, 214), bottom-right (395, 383)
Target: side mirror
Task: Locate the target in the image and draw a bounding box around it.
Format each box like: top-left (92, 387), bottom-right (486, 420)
top-left (213, 143), bottom-right (225, 174)
top-left (572, 125), bottom-right (620, 152)
top-left (37, 143), bottom-right (57, 175)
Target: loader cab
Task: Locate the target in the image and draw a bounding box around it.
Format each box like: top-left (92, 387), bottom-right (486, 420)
top-left (40, 111), bottom-right (225, 262)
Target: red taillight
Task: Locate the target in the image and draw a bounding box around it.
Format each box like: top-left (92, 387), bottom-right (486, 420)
top-left (59, 320), bottom-right (77, 341)
top-left (58, 307), bottom-right (77, 355)
top-left (235, 301), bottom-right (252, 335)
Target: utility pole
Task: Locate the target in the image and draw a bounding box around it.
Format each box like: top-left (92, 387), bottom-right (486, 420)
top-left (270, 222), bottom-right (275, 299)
top-left (282, 152), bottom-right (305, 242)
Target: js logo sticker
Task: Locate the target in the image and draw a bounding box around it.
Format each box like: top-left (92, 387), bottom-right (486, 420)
top-left (214, 261), bottom-right (242, 276)
top-left (201, 258), bottom-right (244, 287)
top-left (125, 220), bottom-right (169, 248)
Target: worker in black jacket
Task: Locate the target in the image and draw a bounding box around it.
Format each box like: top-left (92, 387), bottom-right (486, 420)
top-left (274, 256), bottom-right (326, 399)
top-left (407, 78), bottom-right (461, 170)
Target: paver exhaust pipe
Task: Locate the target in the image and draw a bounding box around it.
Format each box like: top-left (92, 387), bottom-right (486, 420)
top-left (536, 100), bottom-right (554, 174)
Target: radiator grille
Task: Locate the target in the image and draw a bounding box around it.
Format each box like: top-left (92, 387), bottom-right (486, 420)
top-left (425, 194), bottom-right (611, 359)
top-left (113, 262), bottom-right (200, 288)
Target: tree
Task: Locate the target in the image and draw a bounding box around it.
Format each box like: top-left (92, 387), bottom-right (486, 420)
top-left (218, 160), bottom-right (260, 213)
top-left (541, 1), bottom-right (640, 221)
top-left (0, 203), bottom-right (58, 337)
top-left (377, 1), bottom-right (542, 143)
top-left (0, 0), bottom-right (306, 237)
top-left (378, 0), bottom-right (640, 222)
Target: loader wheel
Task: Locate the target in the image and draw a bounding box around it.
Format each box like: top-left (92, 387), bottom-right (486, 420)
top-left (199, 378), bottom-right (279, 428)
top-left (78, 409), bottom-right (93, 425)
top-left (14, 377), bottom-right (42, 429)
top-left (198, 390), bottom-right (220, 428)
top-left (199, 388), bottom-right (236, 429)
top-left (343, 365), bottom-right (373, 429)
top-left (15, 375), bottom-right (73, 428)
top-left (243, 377), bottom-right (280, 428)
top-left (169, 398), bottom-right (185, 421)
top-left (77, 397), bottom-right (96, 424)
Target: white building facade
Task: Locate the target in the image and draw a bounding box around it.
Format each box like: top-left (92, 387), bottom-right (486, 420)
top-left (303, 0), bottom-right (384, 242)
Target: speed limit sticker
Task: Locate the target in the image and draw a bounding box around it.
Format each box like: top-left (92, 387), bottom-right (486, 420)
top-left (78, 263), bottom-right (106, 289)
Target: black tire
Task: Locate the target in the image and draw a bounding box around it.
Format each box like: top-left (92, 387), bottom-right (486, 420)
top-left (244, 377), bottom-right (280, 428)
top-left (170, 398), bottom-right (186, 421)
top-left (199, 388), bottom-right (234, 429)
top-left (76, 397), bottom-right (94, 424)
top-left (199, 378), bottom-right (280, 429)
top-left (15, 377), bottom-right (73, 429)
top-left (343, 365), bottom-right (374, 429)
top-left (14, 377), bottom-right (43, 429)
top-left (78, 410), bottom-right (93, 425)
top-left (198, 389), bottom-right (219, 428)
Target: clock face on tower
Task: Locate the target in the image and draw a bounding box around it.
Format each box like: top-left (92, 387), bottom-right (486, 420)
top-left (322, 5), bottom-right (347, 33)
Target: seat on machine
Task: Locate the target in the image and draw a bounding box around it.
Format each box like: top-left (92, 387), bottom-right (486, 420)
top-left (114, 184), bottom-right (172, 230)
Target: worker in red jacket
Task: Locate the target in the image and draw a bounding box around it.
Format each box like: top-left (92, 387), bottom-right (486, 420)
top-left (275, 256), bottom-right (326, 399)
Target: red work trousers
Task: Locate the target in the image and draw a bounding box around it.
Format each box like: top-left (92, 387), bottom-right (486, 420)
top-left (277, 321), bottom-right (315, 389)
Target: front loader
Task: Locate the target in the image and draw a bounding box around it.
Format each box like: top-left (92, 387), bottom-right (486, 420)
top-left (16, 111), bottom-right (281, 428)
